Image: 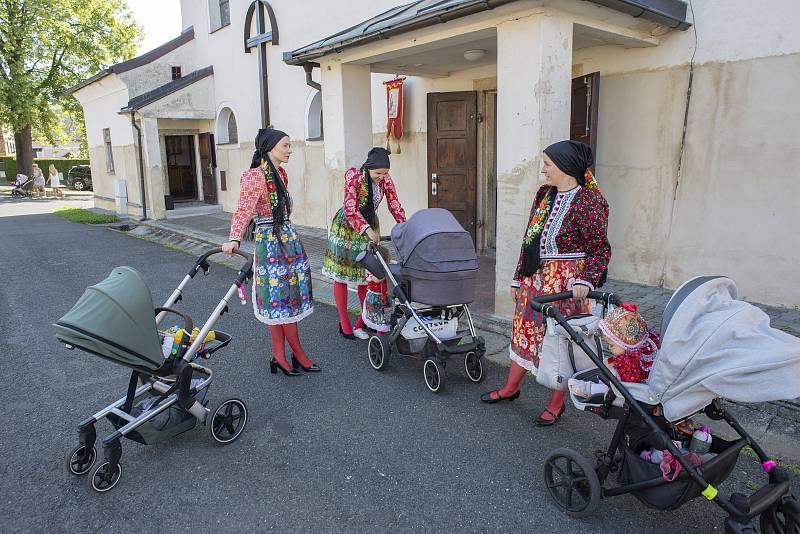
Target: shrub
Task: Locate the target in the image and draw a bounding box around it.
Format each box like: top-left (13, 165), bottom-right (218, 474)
top-left (1, 156), bottom-right (89, 180)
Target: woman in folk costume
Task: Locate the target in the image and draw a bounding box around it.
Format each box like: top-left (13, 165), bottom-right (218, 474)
top-left (222, 128), bottom-right (319, 376)
top-left (480, 140), bottom-right (611, 426)
top-left (321, 147), bottom-right (407, 340)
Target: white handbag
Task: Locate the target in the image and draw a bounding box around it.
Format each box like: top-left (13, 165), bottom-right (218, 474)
top-left (534, 314), bottom-right (603, 391)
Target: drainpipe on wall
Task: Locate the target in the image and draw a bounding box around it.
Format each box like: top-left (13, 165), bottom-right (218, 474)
top-left (302, 62), bottom-right (321, 91)
top-left (130, 113), bottom-right (148, 220)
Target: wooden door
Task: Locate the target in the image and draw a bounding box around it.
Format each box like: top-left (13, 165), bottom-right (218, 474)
top-left (427, 91), bottom-right (478, 242)
top-left (570, 72), bottom-right (600, 168)
top-left (198, 133), bottom-right (217, 204)
top-left (166, 135), bottom-right (197, 200)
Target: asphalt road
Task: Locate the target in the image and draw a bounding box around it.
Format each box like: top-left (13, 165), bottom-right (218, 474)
top-left (0, 207), bottom-right (792, 533)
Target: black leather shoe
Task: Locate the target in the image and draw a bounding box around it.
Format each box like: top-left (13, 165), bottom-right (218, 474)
top-left (535, 404), bottom-right (566, 426)
top-left (480, 390), bottom-right (521, 404)
top-left (291, 355), bottom-right (321, 372)
top-left (270, 358), bottom-right (301, 376)
top-left (338, 323), bottom-right (356, 340)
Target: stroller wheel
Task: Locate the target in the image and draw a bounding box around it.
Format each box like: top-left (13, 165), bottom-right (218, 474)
top-left (423, 358), bottom-right (446, 393)
top-left (208, 398), bottom-right (248, 444)
top-left (760, 496), bottom-right (800, 534)
top-left (66, 445), bottom-right (97, 476)
top-left (87, 461), bottom-right (122, 493)
top-left (367, 335), bottom-right (390, 371)
top-left (543, 448), bottom-right (601, 518)
top-left (464, 351), bottom-right (484, 383)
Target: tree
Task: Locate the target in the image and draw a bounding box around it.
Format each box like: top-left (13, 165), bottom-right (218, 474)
top-left (0, 0), bottom-right (141, 177)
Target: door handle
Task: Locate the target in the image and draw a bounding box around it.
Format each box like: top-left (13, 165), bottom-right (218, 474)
top-left (431, 173), bottom-right (438, 196)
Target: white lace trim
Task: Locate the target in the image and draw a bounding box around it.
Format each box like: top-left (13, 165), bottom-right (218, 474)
top-left (509, 346), bottom-right (537, 372)
top-left (540, 188), bottom-right (579, 258)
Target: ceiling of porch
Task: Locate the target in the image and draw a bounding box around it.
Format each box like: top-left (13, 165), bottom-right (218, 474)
top-left (357, 25), bottom-right (656, 78)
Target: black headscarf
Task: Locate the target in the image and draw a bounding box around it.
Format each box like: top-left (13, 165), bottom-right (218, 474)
top-left (250, 128), bottom-right (290, 238)
top-left (543, 140), bottom-right (594, 185)
top-left (519, 140), bottom-right (596, 279)
top-left (359, 147), bottom-right (391, 229)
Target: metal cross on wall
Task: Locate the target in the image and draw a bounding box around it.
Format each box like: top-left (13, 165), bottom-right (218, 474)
top-left (244, 0), bottom-right (280, 128)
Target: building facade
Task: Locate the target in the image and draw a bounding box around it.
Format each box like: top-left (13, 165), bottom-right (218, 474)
top-left (69, 0), bottom-right (800, 314)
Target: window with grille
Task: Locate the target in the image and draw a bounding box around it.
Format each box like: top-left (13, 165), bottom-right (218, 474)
top-left (171, 66), bottom-right (182, 80)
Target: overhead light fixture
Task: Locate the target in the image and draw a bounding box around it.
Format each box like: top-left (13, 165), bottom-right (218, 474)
top-left (463, 49), bottom-right (486, 62)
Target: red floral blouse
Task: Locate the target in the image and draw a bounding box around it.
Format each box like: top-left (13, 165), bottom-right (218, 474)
top-left (342, 167), bottom-right (406, 234)
top-left (229, 165), bottom-right (289, 241)
top-left (512, 184), bottom-right (611, 289)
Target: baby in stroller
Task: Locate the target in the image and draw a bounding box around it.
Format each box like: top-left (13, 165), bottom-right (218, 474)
top-left (533, 277), bottom-right (800, 532)
top-left (568, 301), bottom-right (660, 402)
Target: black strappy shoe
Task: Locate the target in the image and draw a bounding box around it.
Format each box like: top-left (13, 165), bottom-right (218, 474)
top-left (480, 390), bottom-right (521, 404)
top-left (534, 404), bottom-right (566, 427)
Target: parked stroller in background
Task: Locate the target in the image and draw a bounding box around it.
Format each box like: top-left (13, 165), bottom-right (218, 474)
top-left (10, 174), bottom-right (33, 198)
top-left (533, 277), bottom-right (800, 533)
top-left (357, 208), bottom-right (486, 393)
top-left (55, 248), bottom-right (253, 492)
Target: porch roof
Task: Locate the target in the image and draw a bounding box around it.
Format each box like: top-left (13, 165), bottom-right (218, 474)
top-left (120, 66), bottom-right (214, 113)
top-left (283, 0), bottom-right (690, 66)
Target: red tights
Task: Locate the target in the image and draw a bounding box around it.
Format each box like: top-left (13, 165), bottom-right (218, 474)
top-left (268, 323), bottom-right (312, 371)
top-left (492, 361), bottom-right (567, 421)
top-left (333, 281), bottom-right (367, 334)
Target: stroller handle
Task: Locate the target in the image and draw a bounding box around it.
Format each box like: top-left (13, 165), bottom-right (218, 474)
top-left (529, 290), bottom-right (621, 310)
top-left (189, 247), bottom-right (254, 283)
top-left (154, 306), bottom-right (193, 333)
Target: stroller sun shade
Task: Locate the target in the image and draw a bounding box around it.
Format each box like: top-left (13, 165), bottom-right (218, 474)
top-left (390, 208), bottom-right (477, 305)
top-left (54, 266), bottom-right (164, 371)
top-left (637, 276), bottom-right (800, 421)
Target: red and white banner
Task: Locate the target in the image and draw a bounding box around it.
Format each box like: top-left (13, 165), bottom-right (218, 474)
top-left (384, 77), bottom-right (405, 153)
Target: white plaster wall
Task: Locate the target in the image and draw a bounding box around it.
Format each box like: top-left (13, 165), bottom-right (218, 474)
top-left (117, 39), bottom-right (200, 99)
top-left (571, 1), bottom-right (800, 306)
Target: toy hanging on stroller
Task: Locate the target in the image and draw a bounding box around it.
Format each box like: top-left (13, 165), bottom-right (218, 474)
top-left (55, 248), bottom-right (253, 492)
top-left (357, 208), bottom-right (486, 393)
top-left (532, 277), bottom-right (800, 533)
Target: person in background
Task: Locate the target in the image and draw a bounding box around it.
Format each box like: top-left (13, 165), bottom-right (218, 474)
top-left (48, 164), bottom-right (65, 199)
top-left (32, 163), bottom-right (46, 197)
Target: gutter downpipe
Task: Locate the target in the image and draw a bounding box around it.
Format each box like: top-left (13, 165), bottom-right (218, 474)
top-left (130, 112), bottom-right (148, 220)
top-left (303, 62), bottom-right (321, 91)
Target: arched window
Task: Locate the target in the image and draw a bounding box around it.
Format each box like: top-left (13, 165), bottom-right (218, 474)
top-left (216, 107), bottom-right (238, 145)
top-left (306, 90), bottom-right (323, 140)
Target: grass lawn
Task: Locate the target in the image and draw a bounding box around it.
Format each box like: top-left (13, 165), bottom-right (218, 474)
top-left (54, 208), bottom-right (118, 224)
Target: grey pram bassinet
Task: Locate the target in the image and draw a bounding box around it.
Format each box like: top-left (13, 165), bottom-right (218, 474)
top-left (389, 208), bottom-right (477, 306)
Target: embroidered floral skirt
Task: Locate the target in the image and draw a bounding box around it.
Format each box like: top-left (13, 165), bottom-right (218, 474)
top-left (361, 279), bottom-right (390, 333)
top-left (321, 207), bottom-right (379, 285)
top-left (509, 258), bottom-right (589, 371)
top-left (252, 222), bottom-right (313, 325)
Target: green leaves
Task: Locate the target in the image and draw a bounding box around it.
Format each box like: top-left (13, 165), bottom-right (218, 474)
top-left (0, 0), bottom-right (142, 141)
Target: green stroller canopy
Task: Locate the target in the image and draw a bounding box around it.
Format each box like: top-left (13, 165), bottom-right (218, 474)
top-left (54, 266), bottom-right (164, 371)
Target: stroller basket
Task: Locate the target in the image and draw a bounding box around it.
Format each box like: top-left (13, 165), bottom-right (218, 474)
top-left (107, 384), bottom-right (209, 445)
top-left (621, 435), bottom-right (746, 510)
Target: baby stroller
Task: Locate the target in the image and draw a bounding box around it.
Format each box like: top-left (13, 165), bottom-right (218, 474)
top-left (55, 248), bottom-right (253, 492)
top-left (533, 277), bottom-right (800, 533)
top-left (10, 174), bottom-right (33, 197)
top-left (357, 208), bottom-right (486, 393)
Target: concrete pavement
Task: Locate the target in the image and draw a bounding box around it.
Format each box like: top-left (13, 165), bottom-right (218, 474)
top-left (2, 207), bottom-right (799, 532)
